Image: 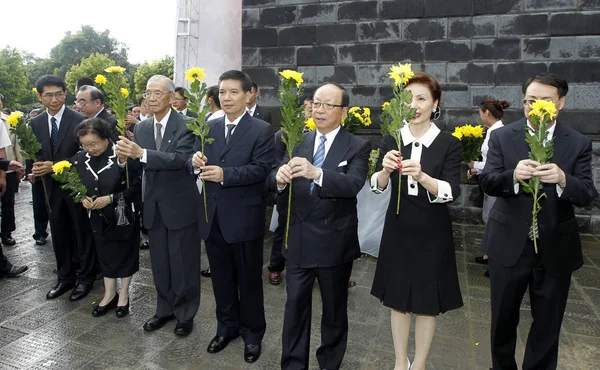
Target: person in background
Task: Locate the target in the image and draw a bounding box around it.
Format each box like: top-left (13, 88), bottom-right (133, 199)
top-left (246, 82), bottom-right (272, 124)
top-left (467, 98), bottom-right (510, 278)
top-left (76, 85), bottom-right (119, 142)
top-left (172, 87), bottom-right (198, 118)
top-left (205, 85), bottom-right (225, 123)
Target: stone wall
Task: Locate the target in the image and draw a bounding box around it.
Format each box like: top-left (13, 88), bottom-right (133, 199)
top-left (241, 0), bottom-right (600, 232)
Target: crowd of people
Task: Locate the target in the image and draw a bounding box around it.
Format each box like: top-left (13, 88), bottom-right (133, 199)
top-left (0, 69), bottom-right (596, 370)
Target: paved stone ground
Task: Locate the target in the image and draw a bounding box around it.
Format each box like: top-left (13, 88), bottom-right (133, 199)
top-left (1, 182), bottom-right (600, 369)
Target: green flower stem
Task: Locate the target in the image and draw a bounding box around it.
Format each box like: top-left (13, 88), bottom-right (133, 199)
top-left (285, 181), bottom-right (293, 249)
top-left (396, 137), bottom-right (402, 215)
top-left (41, 177), bottom-right (52, 213)
top-left (202, 140), bottom-right (208, 223)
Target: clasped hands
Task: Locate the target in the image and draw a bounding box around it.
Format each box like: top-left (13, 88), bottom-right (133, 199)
top-left (82, 196), bottom-right (111, 210)
top-left (276, 157), bottom-right (321, 188)
top-left (191, 151), bottom-right (224, 183)
top-left (514, 159), bottom-right (566, 188)
top-left (381, 150), bottom-right (424, 181)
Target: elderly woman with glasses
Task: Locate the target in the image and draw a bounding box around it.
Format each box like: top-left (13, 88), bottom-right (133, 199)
top-left (72, 117), bottom-right (142, 318)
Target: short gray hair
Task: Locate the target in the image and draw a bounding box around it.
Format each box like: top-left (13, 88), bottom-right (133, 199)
top-left (78, 85), bottom-right (105, 104)
top-left (147, 75), bottom-right (175, 93)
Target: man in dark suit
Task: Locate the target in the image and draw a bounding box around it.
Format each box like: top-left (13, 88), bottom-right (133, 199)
top-left (28, 75), bottom-right (96, 301)
top-left (276, 83), bottom-right (371, 370)
top-left (480, 73), bottom-right (598, 370)
top-left (172, 87), bottom-right (198, 118)
top-left (115, 75), bottom-right (201, 337)
top-left (246, 82), bottom-right (272, 124)
top-left (188, 70), bottom-right (273, 363)
top-left (76, 85), bottom-right (120, 142)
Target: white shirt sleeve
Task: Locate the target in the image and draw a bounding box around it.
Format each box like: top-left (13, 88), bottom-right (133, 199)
top-left (514, 181), bottom-right (563, 197)
top-left (140, 149), bottom-right (148, 163)
top-left (473, 161), bottom-right (485, 174)
top-left (370, 171), bottom-right (391, 194)
top-left (427, 179), bottom-right (454, 203)
top-left (0, 123), bottom-right (11, 149)
top-left (313, 169), bottom-right (324, 187)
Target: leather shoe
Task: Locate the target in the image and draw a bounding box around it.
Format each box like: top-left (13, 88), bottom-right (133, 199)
top-left (46, 281), bottom-right (75, 299)
top-left (140, 241), bottom-right (149, 250)
top-left (116, 299), bottom-right (130, 318)
top-left (268, 271), bottom-right (281, 285)
top-left (1, 236), bottom-right (16, 246)
top-left (201, 268), bottom-right (211, 278)
top-left (207, 335), bottom-right (239, 353)
top-left (143, 315), bottom-right (175, 332)
top-left (0, 265), bottom-right (28, 278)
top-left (92, 294), bottom-right (119, 317)
top-left (69, 283), bottom-right (93, 301)
top-left (475, 256), bottom-right (489, 265)
top-left (34, 236), bottom-right (47, 246)
top-left (484, 269), bottom-right (490, 278)
top-left (174, 320), bottom-right (193, 336)
top-left (244, 343), bottom-right (261, 363)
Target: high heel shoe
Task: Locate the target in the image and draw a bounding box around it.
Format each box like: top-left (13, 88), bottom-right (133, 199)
top-left (92, 294), bottom-right (119, 317)
top-left (116, 299), bottom-right (130, 318)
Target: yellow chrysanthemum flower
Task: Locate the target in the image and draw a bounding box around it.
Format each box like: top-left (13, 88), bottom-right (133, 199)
top-left (7, 111), bottom-right (23, 127)
top-left (305, 117), bottom-right (316, 131)
top-left (95, 74), bottom-right (107, 85)
top-left (32, 87), bottom-right (38, 93)
top-left (105, 66), bottom-right (126, 74)
top-left (452, 127), bottom-right (463, 140)
top-left (279, 70), bottom-right (304, 88)
top-left (348, 106), bottom-right (360, 114)
top-left (382, 102), bottom-right (390, 111)
top-left (185, 67), bottom-right (206, 83)
top-left (52, 160), bottom-right (72, 175)
top-left (363, 107), bottom-right (371, 117)
top-left (472, 125), bottom-right (484, 138)
top-left (528, 100), bottom-right (557, 120)
top-left (389, 63), bottom-right (415, 86)
top-left (120, 88), bottom-right (130, 98)
top-left (363, 117), bottom-right (372, 126)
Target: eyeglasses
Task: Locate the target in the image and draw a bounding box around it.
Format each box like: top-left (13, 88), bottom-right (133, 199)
top-left (171, 97), bottom-right (187, 102)
top-left (41, 92), bottom-right (66, 100)
top-left (75, 100), bottom-right (90, 106)
top-left (81, 142), bottom-right (103, 151)
top-left (523, 99), bottom-right (559, 107)
top-left (312, 102), bottom-right (344, 111)
top-left (143, 91), bottom-right (169, 99)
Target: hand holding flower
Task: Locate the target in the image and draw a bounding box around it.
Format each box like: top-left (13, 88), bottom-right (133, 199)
top-left (400, 159), bottom-right (423, 182)
top-left (381, 150), bottom-right (402, 174)
top-left (276, 164), bottom-right (293, 188)
top-left (192, 152), bottom-right (208, 169)
top-left (513, 159), bottom-right (541, 182)
top-left (289, 157), bottom-right (320, 180)
top-left (532, 163), bottom-right (566, 188)
top-left (32, 161), bottom-right (54, 177)
top-left (82, 196), bottom-right (94, 210)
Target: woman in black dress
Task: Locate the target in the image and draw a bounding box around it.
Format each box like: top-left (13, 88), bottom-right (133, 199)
top-left (370, 72), bottom-right (462, 370)
top-left (73, 118), bottom-right (141, 318)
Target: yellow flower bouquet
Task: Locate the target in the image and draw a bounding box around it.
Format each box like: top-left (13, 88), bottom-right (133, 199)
top-left (7, 111), bottom-right (51, 212)
top-left (451, 124), bottom-right (485, 163)
top-left (343, 107), bottom-right (371, 134)
top-left (51, 160), bottom-right (89, 203)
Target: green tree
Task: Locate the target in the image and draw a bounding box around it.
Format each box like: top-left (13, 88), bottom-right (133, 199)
top-left (133, 56), bottom-right (174, 96)
top-left (0, 47), bottom-right (30, 108)
top-left (65, 53), bottom-right (117, 95)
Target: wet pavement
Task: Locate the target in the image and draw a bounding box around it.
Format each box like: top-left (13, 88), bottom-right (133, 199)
top-left (1, 182), bottom-right (600, 369)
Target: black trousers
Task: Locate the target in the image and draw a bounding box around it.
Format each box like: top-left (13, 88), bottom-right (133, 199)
top-left (489, 240), bottom-right (571, 370)
top-left (205, 215), bottom-right (266, 345)
top-left (31, 180), bottom-right (49, 239)
top-left (281, 260), bottom-right (353, 370)
top-left (147, 209), bottom-right (200, 321)
top-left (0, 172), bottom-right (19, 237)
top-left (268, 208), bottom-right (286, 273)
top-left (48, 186), bottom-right (96, 284)
top-left (0, 247), bottom-right (11, 272)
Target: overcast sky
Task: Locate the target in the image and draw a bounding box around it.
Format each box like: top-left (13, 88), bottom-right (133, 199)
top-left (1, 0), bottom-right (177, 64)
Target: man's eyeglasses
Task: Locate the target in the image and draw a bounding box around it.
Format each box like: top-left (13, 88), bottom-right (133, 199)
top-left (312, 102), bottom-right (344, 111)
top-left (41, 92), bottom-right (66, 100)
top-left (143, 91), bottom-right (169, 99)
top-left (523, 99), bottom-right (559, 107)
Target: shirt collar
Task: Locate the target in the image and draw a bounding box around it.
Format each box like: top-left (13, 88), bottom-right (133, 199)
top-left (47, 104), bottom-right (66, 123)
top-left (178, 108), bottom-right (187, 115)
top-left (247, 104), bottom-right (257, 114)
top-left (315, 125), bottom-right (342, 144)
top-left (154, 108), bottom-right (172, 127)
top-left (527, 119), bottom-right (556, 139)
top-left (225, 111), bottom-right (247, 126)
top-left (400, 122), bottom-right (440, 148)
top-left (490, 120), bottom-right (504, 130)
top-left (93, 107), bottom-right (105, 118)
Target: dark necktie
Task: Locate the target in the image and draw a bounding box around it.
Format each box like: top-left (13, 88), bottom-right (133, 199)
top-left (310, 135), bottom-right (327, 194)
top-left (225, 124), bottom-right (235, 145)
top-left (179, 111), bottom-right (183, 116)
top-left (205, 112), bottom-right (212, 122)
top-left (50, 117), bottom-right (58, 151)
top-left (155, 122), bottom-right (163, 150)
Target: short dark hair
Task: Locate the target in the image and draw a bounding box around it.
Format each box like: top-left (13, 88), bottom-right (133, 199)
top-left (78, 85), bottom-right (105, 105)
top-left (207, 85), bottom-right (221, 109)
top-left (219, 70), bottom-right (253, 93)
top-left (316, 82), bottom-right (350, 107)
top-left (75, 117), bottom-right (113, 141)
top-left (76, 77), bottom-right (95, 90)
top-left (406, 72), bottom-right (442, 105)
top-left (36, 75), bottom-right (67, 94)
top-left (137, 95), bottom-right (146, 106)
top-left (522, 72), bottom-right (569, 98)
top-left (298, 92), bottom-right (313, 107)
top-left (251, 82), bottom-right (258, 91)
top-left (174, 87), bottom-right (189, 99)
top-left (480, 98), bottom-right (510, 120)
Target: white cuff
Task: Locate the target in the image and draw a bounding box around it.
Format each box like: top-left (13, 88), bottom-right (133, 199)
top-left (194, 168), bottom-right (201, 175)
top-left (556, 184), bottom-right (564, 197)
top-left (277, 184), bottom-right (288, 192)
top-left (117, 159), bottom-right (126, 168)
top-left (140, 149), bottom-right (148, 163)
top-left (473, 161), bottom-right (484, 174)
top-left (428, 179), bottom-right (453, 203)
top-left (313, 169), bottom-right (323, 187)
top-left (514, 182), bottom-right (519, 194)
top-left (370, 171), bottom-right (390, 194)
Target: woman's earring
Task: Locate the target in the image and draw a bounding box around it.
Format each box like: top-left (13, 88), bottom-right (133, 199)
top-left (432, 106), bottom-right (441, 120)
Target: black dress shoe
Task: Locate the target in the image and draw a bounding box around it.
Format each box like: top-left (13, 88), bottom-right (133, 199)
top-left (207, 335), bottom-right (239, 353)
top-left (201, 268), bottom-right (211, 278)
top-left (92, 294), bottom-right (119, 317)
top-left (116, 300), bottom-right (130, 318)
top-left (475, 256), bottom-right (489, 265)
top-left (69, 283), bottom-right (93, 301)
top-left (484, 269), bottom-right (490, 278)
top-left (1, 236), bottom-right (16, 246)
top-left (0, 265), bottom-right (28, 278)
top-left (174, 320), bottom-right (193, 336)
top-left (143, 315), bottom-right (175, 332)
top-left (34, 236), bottom-right (47, 246)
top-left (140, 241), bottom-right (149, 250)
top-left (46, 281), bottom-right (75, 299)
top-left (244, 344), bottom-right (261, 363)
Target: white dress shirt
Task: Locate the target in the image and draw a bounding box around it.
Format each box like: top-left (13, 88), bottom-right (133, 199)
top-left (370, 122), bottom-right (454, 204)
top-left (177, 108), bottom-right (188, 116)
top-left (47, 104), bottom-right (66, 135)
top-left (207, 110), bottom-right (225, 122)
top-left (141, 108), bottom-right (172, 163)
top-left (473, 120), bottom-right (504, 174)
top-left (246, 104), bottom-right (257, 117)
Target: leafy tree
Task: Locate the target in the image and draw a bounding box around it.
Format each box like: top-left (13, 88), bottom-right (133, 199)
top-left (0, 48), bottom-right (30, 108)
top-left (65, 53), bottom-right (116, 94)
top-left (133, 56), bottom-right (174, 96)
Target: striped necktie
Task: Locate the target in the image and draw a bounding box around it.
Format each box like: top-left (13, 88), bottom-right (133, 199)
top-left (310, 135), bottom-right (327, 194)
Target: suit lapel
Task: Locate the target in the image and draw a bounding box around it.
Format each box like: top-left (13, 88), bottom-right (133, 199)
top-left (53, 108), bottom-right (72, 155)
top-left (36, 113), bottom-right (53, 160)
top-left (510, 119), bottom-right (531, 161)
top-left (295, 132), bottom-right (316, 203)
top-left (221, 113), bottom-right (251, 156)
top-left (550, 122), bottom-right (570, 167)
top-left (321, 128), bottom-right (351, 171)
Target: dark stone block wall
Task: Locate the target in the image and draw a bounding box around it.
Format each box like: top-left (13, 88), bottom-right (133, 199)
top-left (241, 0), bottom-right (600, 231)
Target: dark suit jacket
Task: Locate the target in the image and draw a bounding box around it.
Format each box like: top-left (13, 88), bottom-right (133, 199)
top-left (134, 111), bottom-right (200, 230)
top-left (26, 107), bottom-right (86, 193)
top-left (480, 118), bottom-right (598, 276)
top-left (0, 158), bottom-right (11, 171)
top-left (276, 127), bottom-right (371, 268)
top-left (185, 110), bottom-right (198, 119)
top-left (96, 108), bottom-right (120, 142)
top-left (252, 105), bottom-right (272, 125)
top-left (187, 112), bottom-right (274, 243)
top-left (266, 130), bottom-right (287, 192)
